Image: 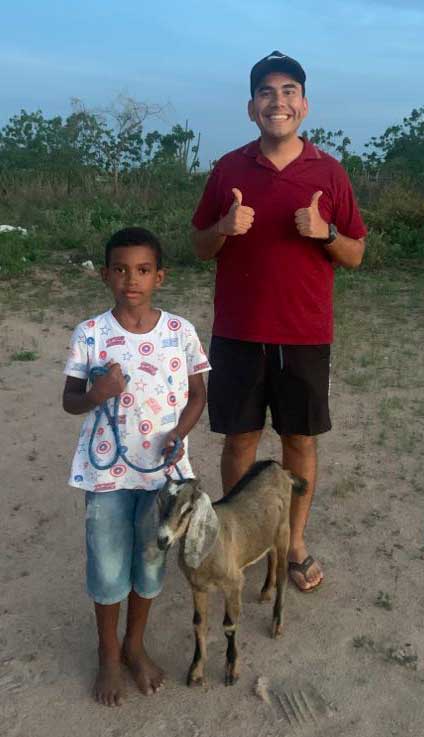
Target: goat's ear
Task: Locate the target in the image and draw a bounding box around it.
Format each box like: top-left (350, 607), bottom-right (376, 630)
top-left (184, 492), bottom-right (219, 569)
top-left (287, 472), bottom-right (308, 496)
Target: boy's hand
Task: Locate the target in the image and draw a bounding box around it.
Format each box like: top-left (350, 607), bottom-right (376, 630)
top-left (88, 361), bottom-right (126, 405)
top-left (162, 429), bottom-right (185, 465)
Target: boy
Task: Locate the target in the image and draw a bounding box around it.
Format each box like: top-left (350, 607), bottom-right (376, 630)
top-left (63, 227), bottom-right (210, 706)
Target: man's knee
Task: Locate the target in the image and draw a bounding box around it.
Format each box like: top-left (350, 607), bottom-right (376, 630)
top-left (282, 434), bottom-right (317, 456)
top-left (223, 431), bottom-right (262, 457)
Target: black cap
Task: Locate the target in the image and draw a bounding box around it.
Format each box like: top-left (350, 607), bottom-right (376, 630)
top-left (250, 51), bottom-right (306, 97)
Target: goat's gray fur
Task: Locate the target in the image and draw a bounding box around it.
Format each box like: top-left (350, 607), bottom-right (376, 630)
top-left (157, 460), bottom-right (306, 687)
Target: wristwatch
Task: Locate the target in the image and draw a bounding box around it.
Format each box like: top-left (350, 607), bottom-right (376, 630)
top-left (322, 223), bottom-right (338, 246)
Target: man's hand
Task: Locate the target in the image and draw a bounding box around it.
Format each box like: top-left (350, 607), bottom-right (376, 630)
top-left (217, 188), bottom-right (255, 236)
top-left (294, 191), bottom-right (329, 239)
top-left (163, 428), bottom-right (185, 466)
top-left (88, 361), bottom-right (127, 405)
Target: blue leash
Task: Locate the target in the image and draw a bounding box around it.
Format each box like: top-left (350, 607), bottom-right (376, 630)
top-left (88, 367), bottom-right (185, 480)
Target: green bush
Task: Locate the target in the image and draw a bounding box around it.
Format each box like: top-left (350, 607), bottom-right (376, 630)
top-left (0, 230), bottom-right (45, 277)
top-left (362, 229), bottom-right (392, 270)
top-left (361, 181), bottom-right (424, 264)
top-left (0, 165), bottom-right (422, 275)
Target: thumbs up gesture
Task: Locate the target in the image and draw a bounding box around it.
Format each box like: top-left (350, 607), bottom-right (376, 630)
top-left (294, 191), bottom-right (329, 239)
top-left (218, 188), bottom-right (255, 236)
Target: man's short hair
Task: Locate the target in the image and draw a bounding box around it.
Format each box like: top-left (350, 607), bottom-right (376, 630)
top-left (250, 51), bottom-right (306, 97)
top-left (105, 227), bottom-right (163, 269)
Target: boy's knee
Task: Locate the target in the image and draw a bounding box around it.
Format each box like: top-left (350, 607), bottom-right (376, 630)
top-left (134, 550), bottom-right (166, 599)
top-left (91, 551), bottom-right (126, 588)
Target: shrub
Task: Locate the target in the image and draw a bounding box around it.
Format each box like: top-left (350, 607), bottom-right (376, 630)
top-left (0, 230), bottom-right (45, 277)
top-left (361, 181), bottom-right (424, 264)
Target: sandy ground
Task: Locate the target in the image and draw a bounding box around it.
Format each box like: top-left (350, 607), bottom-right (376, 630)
top-left (1, 269), bottom-right (423, 737)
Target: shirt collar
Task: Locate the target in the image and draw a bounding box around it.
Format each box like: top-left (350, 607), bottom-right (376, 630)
top-left (242, 137), bottom-right (322, 162)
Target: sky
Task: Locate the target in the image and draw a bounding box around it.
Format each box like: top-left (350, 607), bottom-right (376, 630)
top-left (1, 0), bottom-right (423, 168)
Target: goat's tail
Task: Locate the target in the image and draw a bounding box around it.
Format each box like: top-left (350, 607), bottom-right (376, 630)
top-left (288, 472), bottom-right (308, 496)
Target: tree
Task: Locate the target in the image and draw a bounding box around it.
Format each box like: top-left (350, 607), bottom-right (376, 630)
top-left (0, 106), bottom-right (106, 191)
top-left (364, 107), bottom-right (424, 182)
top-left (302, 127), bottom-right (365, 177)
top-left (90, 95), bottom-right (163, 192)
top-left (144, 121), bottom-right (200, 174)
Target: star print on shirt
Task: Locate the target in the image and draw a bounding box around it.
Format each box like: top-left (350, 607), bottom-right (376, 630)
top-left (66, 309), bottom-right (210, 492)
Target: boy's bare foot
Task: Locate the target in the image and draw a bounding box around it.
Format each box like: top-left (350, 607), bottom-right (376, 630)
top-left (122, 642), bottom-right (165, 695)
top-left (94, 656), bottom-right (127, 707)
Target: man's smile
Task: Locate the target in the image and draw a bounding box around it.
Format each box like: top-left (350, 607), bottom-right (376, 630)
top-left (268, 113), bottom-right (291, 121)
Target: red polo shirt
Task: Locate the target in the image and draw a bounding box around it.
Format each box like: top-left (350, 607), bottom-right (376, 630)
top-left (192, 139), bottom-right (367, 344)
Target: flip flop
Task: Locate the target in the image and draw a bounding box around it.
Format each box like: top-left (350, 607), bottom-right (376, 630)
top-left (288, 555), bottom-right (323, 593)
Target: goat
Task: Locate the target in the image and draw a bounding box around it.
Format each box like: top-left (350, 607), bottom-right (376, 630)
top-left (157, 459), bottom-right (306, 687)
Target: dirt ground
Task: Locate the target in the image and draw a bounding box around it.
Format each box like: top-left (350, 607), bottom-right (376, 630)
top-left (1, 265), bottom-right (423, 737)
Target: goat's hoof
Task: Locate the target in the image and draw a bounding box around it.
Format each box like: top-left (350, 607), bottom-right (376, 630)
top-left (259, 588), bottom-right (273, 602)
top-left (187, 673), bottom-right (206, 688)
top-left (271, 621), bottom-right (283, 639)
top-left (271, 619), bottom-right (283, 640)
top-left (224, 670), bottom-right (240, 687)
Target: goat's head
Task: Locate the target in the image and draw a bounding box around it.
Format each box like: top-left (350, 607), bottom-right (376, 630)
top-left (157, 478), bottom-right (219, 569)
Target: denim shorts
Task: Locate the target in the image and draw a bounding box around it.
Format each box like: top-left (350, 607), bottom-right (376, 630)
top-left (85, 489), bottom-right (166, 605)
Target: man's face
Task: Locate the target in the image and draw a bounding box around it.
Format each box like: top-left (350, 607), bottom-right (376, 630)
top-left (248, 72), bottom-right (308, 143)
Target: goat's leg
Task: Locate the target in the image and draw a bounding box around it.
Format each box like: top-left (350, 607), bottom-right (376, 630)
top-left (260, 548), bottom-right (277, 601)
top-left (272, 526), bottom-right (290, 639)
top-left (222, 577), bottom-right (243, 686)
top-left (187, 589), bottom-right (208, 687)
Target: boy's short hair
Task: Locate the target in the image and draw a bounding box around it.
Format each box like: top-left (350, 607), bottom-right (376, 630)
top-left (105, 227), bottom-right (163, 269)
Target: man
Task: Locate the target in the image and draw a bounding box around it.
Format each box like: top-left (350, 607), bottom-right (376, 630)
top-left (191, 51), bottom-right (366, 591)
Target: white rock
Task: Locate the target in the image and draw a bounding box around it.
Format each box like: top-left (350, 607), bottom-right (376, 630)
top-left (0, 225), bottom-right (28, 235)
top-left (81, 260), bottom-right (95, 271)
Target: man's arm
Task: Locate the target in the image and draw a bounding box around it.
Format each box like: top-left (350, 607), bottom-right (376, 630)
top-left (323, 235), bottom-right (365, 269)
top-left (192, 222), bottom-right (227, 261)
top-left (192, 188), bottom-right (255, 261)
top-left (294, 190), bottom-right (366, 269)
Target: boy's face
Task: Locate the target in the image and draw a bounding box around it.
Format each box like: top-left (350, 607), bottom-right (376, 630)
top-left (101, 245), bottom-right (164, 308)
top-left (248, 71), bottom-right (308, 143)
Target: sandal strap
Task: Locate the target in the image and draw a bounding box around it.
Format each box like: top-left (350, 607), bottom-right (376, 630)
top-left (288, 555), bottom-right (315, 574)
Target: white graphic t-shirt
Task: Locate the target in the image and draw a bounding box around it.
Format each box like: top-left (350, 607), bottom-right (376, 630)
top-left (64, 310), bottom-right (210, 492)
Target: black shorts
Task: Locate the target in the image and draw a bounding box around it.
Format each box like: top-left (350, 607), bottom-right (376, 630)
top-left (208, 336), bottom-right (331, 437)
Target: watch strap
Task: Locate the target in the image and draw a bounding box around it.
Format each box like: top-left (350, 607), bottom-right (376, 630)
top-left (323, 223), bottom-right (338, 246)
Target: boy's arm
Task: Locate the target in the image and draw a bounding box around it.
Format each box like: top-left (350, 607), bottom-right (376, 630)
top-left (163, 373), bottom-right (206, 461)
top-left (62, 363), bottom-right (126, 415)
top-left (63, 376), bottom-right (96, 415)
